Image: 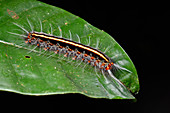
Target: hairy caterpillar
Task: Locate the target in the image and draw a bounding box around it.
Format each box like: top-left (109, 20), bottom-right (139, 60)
top-left (7, 18), bottom-right (132, 95)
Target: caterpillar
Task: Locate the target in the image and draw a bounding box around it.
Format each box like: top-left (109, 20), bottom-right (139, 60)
top-left (8, 18), bottom-right (132, 93)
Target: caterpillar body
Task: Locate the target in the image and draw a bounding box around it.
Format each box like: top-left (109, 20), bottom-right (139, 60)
top-left (8, 18), bottom-right (132, 94)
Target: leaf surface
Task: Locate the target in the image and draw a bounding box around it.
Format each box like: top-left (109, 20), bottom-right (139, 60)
top-left (0, 0), bottom-right (139, 99)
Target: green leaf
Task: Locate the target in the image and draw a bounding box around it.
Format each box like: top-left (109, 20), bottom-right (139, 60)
top-left (0, 0), bottom-right (139, 99)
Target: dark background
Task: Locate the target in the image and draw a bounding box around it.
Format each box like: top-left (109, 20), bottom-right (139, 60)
top-left (1, 1), bottom-right (169, 112)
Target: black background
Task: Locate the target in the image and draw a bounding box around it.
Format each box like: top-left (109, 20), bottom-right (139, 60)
top-left (1, 1), bottom-right (169, 112)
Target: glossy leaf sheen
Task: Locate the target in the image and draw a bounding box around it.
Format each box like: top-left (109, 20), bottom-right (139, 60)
top-left (0, 0), bottom-right (139, 99)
